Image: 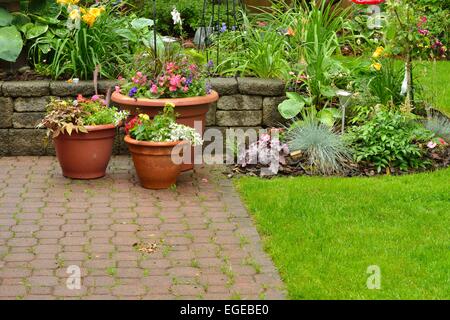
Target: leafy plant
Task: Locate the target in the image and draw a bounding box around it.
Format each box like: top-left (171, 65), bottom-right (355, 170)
top-left (278, 92), bottom-right (340, 127)
top-left (37, 96), bottom-right (128, 138)
top-left (29, 2), bottom-right (147, 80)
top-left (347, 110), bottom-right (434, 173)
top-left (237, 132), bottom-right (290, 176)
top-left (286, 122), bottom-right (351, 175)
top-left (119, 58), bottom-right (207, 99)
top-left (126, 103), bottom-right (202, 145)
top-left (212, 13), bottom-right (290, 79)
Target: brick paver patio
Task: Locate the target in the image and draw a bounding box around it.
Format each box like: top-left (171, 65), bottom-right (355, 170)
top-left (0, 156), bottom-right (285, 300)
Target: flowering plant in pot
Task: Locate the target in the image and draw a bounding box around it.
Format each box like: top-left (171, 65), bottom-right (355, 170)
top-left (38, 95), bottom-right (128, 179)
top-left (124, 103), bottom-right (202, 189)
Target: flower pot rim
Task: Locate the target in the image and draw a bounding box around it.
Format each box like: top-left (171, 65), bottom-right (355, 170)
top-left (84, 123), bottom-right (118, 132)
top-left (111, 90), bottom-right (219, 107)
top-left (124, 134), bottom-right (189, 147)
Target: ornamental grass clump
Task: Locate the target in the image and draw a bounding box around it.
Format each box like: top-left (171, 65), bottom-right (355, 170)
top-left (286, 122), bottom-right (351, 175)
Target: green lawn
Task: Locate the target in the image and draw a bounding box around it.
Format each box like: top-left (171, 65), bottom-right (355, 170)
top-left (235, 169), bottom-right (450, 299)
top-left (415, 60), bottom-right (450, 116)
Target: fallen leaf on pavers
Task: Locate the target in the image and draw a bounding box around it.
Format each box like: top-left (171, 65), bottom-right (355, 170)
top-left (133, 242), bottom-right (157, 254)
top-left (201, 178), bottom-right (208, 183)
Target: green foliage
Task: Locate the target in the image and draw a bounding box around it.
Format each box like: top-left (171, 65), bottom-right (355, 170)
top-left (366, 58), bottom-right (404, 107)
top-left (0, 25), bottom-right (23, 62)
top-left (278, 92), bottom-right (340, 127)
top-left (128, 104), bottom-right (202, 145)
top-left (347, 110), bottom-right (434, 172)
top-left (129, 105), bottom-right (176, 142)
top-left (212, 14), bottom-right (290, 79)
top-left (29, 4), bottom-right (148, 80)
top-left (286, 122), bottom-right (351, 175)
top-left (38, 97), bottom-right (127, 138)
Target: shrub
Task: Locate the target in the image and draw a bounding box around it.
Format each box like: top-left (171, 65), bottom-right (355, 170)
top-left (347, 110), bottom-right (434, 173)
top-left (286, 122), bottom-right (351, 175)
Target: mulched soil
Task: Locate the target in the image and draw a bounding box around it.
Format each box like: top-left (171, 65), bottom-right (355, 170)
top-left (226, 146), bottom-right (450, 178)
top-left (0, 66), bottom-right (50, 81)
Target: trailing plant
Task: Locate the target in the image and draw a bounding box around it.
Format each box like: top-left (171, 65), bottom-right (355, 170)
top-left (126, 103), bottom-right (202, 145)
top-left (286, 122), bottom-right (351, 175)
top-left (37, 96), bottom-right (128, 138)
top-left (347, 110), bottom-right (434, 173)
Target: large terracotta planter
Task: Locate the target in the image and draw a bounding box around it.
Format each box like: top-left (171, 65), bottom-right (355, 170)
top-left (111, 91), bottom-right (219, 171)
top-left (53, 124), bottom-right (116, 179)
top-left (124, 135), bottom-right (188, 189)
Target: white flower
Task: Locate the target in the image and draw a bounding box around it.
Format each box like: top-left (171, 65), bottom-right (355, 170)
top-left (171, 7), bottom-right (182, 26)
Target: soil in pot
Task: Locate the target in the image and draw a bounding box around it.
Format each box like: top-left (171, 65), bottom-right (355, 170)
top-left (53, 124), bottom-right (116, 179)
top-left (124, 135), bottom-right (188, 189)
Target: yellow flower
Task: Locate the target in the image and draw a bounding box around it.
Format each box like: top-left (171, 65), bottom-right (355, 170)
top-left (165, 102), bottom-right (175, 108)
top-left (82, 13), bottom-right (96, 27)
top-left (69, 9), bottom-right (80, 21)
top-left (372, 46), bottom-right (384, 59)
top-left (57, 0), bottom-right (79, 5)
top-left (372, 62), bottom-right (382, 71)
top-left (88, 7), bottom-right (102, 18)
top-left (139, 114), bottom-right (150, 121)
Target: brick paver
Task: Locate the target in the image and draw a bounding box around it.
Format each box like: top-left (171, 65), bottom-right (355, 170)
top-left (0, 156), bottom-right (285, 300)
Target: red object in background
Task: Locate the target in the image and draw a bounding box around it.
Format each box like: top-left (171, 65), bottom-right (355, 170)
top-left (351, 0), bottom-right (385, 4)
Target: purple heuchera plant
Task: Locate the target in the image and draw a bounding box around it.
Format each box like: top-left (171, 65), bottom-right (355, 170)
top-left (238, 133), bottom-right (289, 176)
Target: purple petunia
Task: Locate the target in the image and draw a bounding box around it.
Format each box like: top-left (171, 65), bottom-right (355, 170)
top-left (220, 22), bottom-right (227, 33)
top-left (128, 87), bottom-right (138, 97)
top-left (205, 83), bottom-right (212, 94)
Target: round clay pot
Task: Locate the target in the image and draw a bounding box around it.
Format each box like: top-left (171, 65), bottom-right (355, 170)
top-left (124, 135), bottom-right (188, 189)
top-left (111, 91), bottom-right (219, 171)
top-left (53, 124), bottom-right (116, 179)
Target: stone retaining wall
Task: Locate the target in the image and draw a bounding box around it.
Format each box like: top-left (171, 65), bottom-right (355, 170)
top-left (0, 78), bottom-right (287, 156)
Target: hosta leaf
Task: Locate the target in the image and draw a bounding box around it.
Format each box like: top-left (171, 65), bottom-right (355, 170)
top-left (278, 99), bottom-right (304, 120)
top-left (0, 26), bottom-right (23, 62)
top-left (0, 8), bottom-right (13, 27)
top-left (25, 23), bottom-right (48, 39)
top-left (131, 18), bottom-right (154, 30)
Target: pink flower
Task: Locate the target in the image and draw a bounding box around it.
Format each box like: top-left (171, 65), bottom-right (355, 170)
top-left (114, 86), bottom-right (121, 93)
top-left (169, 75), bottom-right (183, 88)
top-left (136, 71), bottom-right (143, 77)
top-left (117, 75), bottom-right (123, 80)
top-left (427, 141), bottom-right (437, 149)
top-left (260, 133), bottom-right (271, 142)
top-left (182, 86), bottom-right (189, 92)
top-left (151, 84), bottom-right (158, 94)
top-left (418, 29), bottom-right (429, 36)
top-left (169, 85), bottom-right (177, 92)
top-left (91, 95), bottom-right (100, 101)
top-left (438, 138), bottom-right (447, 145)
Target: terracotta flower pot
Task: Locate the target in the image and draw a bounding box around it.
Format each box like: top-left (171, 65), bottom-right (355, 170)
top-left (53, 124), bottom-right (116, 179)
top-left (124, 135), bottom-right (188, 189)
top-left (111, 91), bottom-right (219, 171)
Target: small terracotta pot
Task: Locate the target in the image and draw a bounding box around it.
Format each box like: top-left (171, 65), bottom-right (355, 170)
top-left (124, 135), bottom-right (188, 189)
top-left (111, 91), bottom-right (219, 171)
top-left (53, 124), bottom-right (116, 179)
